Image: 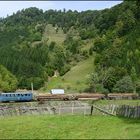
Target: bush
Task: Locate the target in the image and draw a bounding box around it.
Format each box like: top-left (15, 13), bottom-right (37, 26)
top-left (67, 85), bottom-right (71, 90)
top-left (0, 65), bottom-right (18, 92)
top-left (76, 81), bottom-right (80, 85)
top-left (19, 77), bottom-right (44, 90)
top-left (113, 76), bottom-right (134, 93)
top-left (59, 65), bottom-right (71, 76)
top-left (32, 32), bottom-right (42, 41)
top-left (136, 80), bottom-right (140, 94)
top-left (87, 83), bottom-right (109, 94)
top-left (95, 84), bottom-right (109, 94)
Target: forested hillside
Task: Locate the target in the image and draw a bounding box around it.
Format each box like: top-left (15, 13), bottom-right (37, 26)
top-left (0, 1), bottom-right (139, 93)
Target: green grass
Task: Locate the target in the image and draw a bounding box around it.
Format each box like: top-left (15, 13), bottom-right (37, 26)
top-left (0, 115), bottom-right (140, 139)
top-left (92, 99), bottom-right (140, 106)
top-left (42, 56), bottom-right (95, 93)
top-left (42, 24), bottom-right (66, 45)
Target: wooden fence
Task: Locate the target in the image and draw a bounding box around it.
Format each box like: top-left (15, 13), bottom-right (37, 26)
top-left (0, 101), bottom-right (91, 117)
top-left (0, 101), bottom-right (140, 118)
top-left (116, 105), bottom-right (140, 118)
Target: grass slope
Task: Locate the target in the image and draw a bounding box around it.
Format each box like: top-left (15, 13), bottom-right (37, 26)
top-left (43, 24), bottom-right (66, 45)
top-left (0, 115), bottom-right (140, 139)
top-left (42, 56), bottom-right (95, 93)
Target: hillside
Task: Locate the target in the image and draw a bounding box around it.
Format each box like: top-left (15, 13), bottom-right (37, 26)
top-left (42, 56), bottom-right (95, 93)
top-left (0, 1), bottom-right (139, 93)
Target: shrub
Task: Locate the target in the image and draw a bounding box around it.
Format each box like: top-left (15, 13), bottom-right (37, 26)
top-left (0, 65), bottom-right (18, 92)
top-left (113, 76), bottom-right (134, 93)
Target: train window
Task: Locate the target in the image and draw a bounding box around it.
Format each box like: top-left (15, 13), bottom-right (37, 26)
top-left (18, 94), bottom-right (20, 96)
top-left (25, 94), bottom-right (27, 96)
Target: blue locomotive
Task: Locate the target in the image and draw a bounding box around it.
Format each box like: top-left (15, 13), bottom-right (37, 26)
top-left (0, 92), bottom-right (33, 102)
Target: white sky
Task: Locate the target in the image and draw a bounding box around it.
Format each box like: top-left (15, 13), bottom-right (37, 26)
top-left (0, 1), bottom-right (123, 18)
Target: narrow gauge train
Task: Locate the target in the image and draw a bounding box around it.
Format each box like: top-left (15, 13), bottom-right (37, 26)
top-left (0, 92), bottom-right (138, 102)
top-left (0, 92), bottom-right (33, 102)
top-left (0, 92), bottom-right (105, 102)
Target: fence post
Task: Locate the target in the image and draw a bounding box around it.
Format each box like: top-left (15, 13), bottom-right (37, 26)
top-left (72, 102), bottom-right (74, 115)
top-left (90, 105), bottom-right (93, 115)
top-left (59, 105), bottom-right (61, 115)
top-left (84, 104), bottom-right (86, 115)
top-left (111, 105), bottom-right (115, 114)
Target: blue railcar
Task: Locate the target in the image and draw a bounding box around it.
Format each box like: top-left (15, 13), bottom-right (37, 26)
top-left (0, 92), bottom-right (33, 102)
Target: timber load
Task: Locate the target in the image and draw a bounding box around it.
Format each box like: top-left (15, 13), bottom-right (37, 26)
top-left (76, 93), bottom-right (105, 99)
top-left (36, 93), bottom-right (105, 101)
top-left (108, 93), bottom-right (139, 100)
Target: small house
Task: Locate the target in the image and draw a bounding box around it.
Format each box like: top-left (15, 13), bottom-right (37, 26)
top-left (50, 89), bottom-right (65, 95)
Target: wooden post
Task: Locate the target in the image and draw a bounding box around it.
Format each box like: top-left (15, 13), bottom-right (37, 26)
top-left (72, 102), bottom-right (74, 115)
top-left (84, 104), bottom-right (86, 115)
top-left (59, 105), bottom-right (61, 115)
top-left (111, 105), bottom-right (115, 114)
top-left (90, 105), bottom-right (93, 115)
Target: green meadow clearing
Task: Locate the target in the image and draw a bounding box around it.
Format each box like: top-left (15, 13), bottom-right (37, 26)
top-left (0, 115), bottom-right (140, 139)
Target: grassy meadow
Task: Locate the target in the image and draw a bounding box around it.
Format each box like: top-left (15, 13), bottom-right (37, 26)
top-left (0, 115), bottom-right (140, 139)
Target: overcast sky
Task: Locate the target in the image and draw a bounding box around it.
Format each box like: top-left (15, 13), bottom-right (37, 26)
top-left (0, 1), bottom-right (123, 18)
